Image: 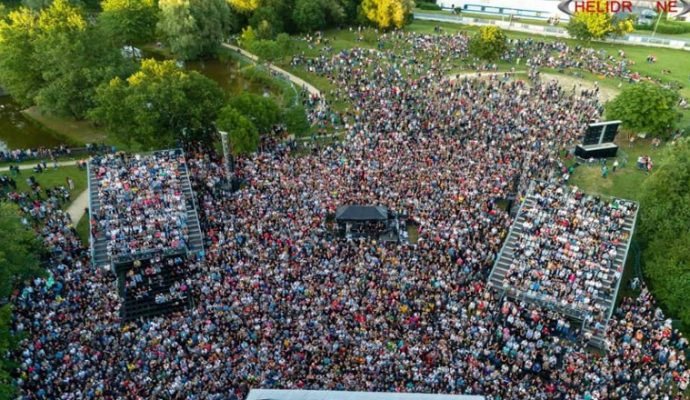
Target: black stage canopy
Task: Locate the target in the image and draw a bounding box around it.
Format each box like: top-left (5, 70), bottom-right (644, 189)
top-left (335, 205), bottom-right (388, 221)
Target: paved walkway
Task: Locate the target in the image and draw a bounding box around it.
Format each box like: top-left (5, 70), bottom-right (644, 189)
top-left (67, 189), bottom-right (89, 225)
top-left (0, 159), bottom-right (79, 172)
top-left (221, 43), bottom-right (323, 97)
top-left (415, 12), bottom-right (690, 51)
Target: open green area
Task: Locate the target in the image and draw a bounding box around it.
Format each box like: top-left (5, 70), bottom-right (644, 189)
top-left (21, 106), bottom-right (109, 146)
top-left (566, 137), bottom-right (667, 201)
top-left (1, 165), bottom-right (87, 196)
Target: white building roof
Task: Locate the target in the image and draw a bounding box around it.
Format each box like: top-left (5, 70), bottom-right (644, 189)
top-left (246, 390), bottom-right (484, 400)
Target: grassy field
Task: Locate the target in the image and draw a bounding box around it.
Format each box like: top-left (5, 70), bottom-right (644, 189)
top-left (566, 136), bottom-right (667, 201)
top-left (76, 213), bottom-right (90, 244)
top-left (1, 165), bottom-right (87, 201)
top-left (22, 107), bottom-right (109, 146)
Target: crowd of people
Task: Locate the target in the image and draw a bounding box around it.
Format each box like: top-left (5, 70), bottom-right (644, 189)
top-left (0, 145), bottom-right (72, 163)
top-left (503, 182), bottom-right (636, 325)
top-left (6, 30), bottom-right (689, 400)
top-left (90, 151), bottom-right (190, 258)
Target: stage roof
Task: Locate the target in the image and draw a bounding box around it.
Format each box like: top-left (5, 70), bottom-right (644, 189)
top-left (335, 205), bottom-right (388, 221)
top-left (246, 390), bottom-right (485, 400)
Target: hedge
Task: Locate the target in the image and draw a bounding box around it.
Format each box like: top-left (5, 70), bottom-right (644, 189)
top-left (417, 2), bottom-right (442, 10)
top-left (634, 21), bottom-right (690, 34)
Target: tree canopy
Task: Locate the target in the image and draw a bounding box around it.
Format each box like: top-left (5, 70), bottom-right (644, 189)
top-left (90, 58), bottom-right (225, 149)
top-left (157, 0), bottom-right (236, 61)
top-left (468, 25), bottom-right (507, 61)
top-left (0, 7), bottom-right (43, 106)
top-left (639, 139), bottom-right (690, 327)
top-left (361, 0), bottom-right (413, 30)
top-left (283, 104), bottom-right (310, 136)
top-left (227, 0), bottom-right (260, 13)
top-left (227, 92), bottom-right (281, 134)
top-left (0, 0), bottom-right (134, 117)
top-left (99, 0), bottom-right (159, 45)
top-left (566, 0), bottom-right (634, 41)
top-left (0, 201), bottom-right (44, 399)
top-left (606, 82), bottom-right (681, 138)
top-left (216, 105), bottom-right (259, 155)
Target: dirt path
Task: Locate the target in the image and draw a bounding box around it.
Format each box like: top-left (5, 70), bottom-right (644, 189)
top-left (540, 73), bottom-right (620, 103)
top-left (67, 189), bottom-right (88, 225)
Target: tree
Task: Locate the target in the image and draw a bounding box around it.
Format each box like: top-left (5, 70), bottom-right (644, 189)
top-left (293, 0), bottom-right (326, 32)
top-left (283, 104), bottom-right (310, 136)
top-left (31, 0), bottom-right (134, 118)
top-left (216, 105), bottom-right (259, 155)
top-left (227, 0), bottom-right (259, 13)
top-left (249, 5), bottom-right (283, 39)
top-left (606, 82), bottom-right (681, 138)
top-left (0, 203), bottom-right (44, 399)
top-left (1, 303), bottom-right (17, 398)
top-left (227, 93), bottom-right (281, 133)
top-left (246, 39), bottom-right (282, 61)
top-left (0, 0), bottom-right (133, 118)
top-left (99, 0), bottom-right (159, 45)
top-left (157, 0), bottom-right (234, 61)
top-left (566, 0), bottom-right (634, 41)
top-left (90, 59), bottom-right (225, 148)
top-left (0, 203), bottom-right (43, 398)
top-left (639, 139), bottom-right (690, 327)
top-left (360, 0), bottom-right (413, 30)
top-left (0, 7), bottom-right (43, 107)
top-left (0, 203), bottom-right (43, 301)
top-left (468, 25), bottom-right (507, 61)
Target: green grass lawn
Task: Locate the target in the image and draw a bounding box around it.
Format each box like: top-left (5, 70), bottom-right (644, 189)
top-left (2, 165), bottom-right (87, 198)
top-left (566, 136), bottom-right (667, 201)
top-left (76, 213), bottom-right (90, 244)
top-left (22, 106), bottom-right (109, 146)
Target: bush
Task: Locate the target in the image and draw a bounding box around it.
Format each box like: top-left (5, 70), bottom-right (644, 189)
top-left (416, 1), bottom-right (441, 10)
top-left (240, 66), bottom-right (275, 87)
top-left (634, 21), bottom-right (690, 34)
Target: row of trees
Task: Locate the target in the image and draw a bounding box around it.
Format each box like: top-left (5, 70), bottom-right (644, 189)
top-left (91, 59), bottom-right (309, 151)
top-left (0, 0), bottom-right (314, 151)
top-left (639, 139), bottom-right (690, 327)
top-left (230, 0), bottom-right (414, 35)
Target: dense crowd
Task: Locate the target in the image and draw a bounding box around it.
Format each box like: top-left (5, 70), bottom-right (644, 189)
top-left (0, 145), bottom-right (71, 163)
top-left (7, 31), bottom-right (689, 400)
top-left (504, 182), bottom-right (636, 324)
top-left (91, 151), bottom-right (190, 258)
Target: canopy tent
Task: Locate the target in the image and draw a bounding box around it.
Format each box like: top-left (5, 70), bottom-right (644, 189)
top-left (335, 205), bottom-right (389, 221)
top-left (246, 390), bottom-right (485, 400)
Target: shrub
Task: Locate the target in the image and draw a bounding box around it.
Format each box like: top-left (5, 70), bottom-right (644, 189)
top-left (634, 21), bottom-right (690, 34)
top-left (416, 1), bottom-right (441, 10)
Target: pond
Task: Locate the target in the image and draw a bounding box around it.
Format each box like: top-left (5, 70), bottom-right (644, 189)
top-left (0, 95), bottom-right (67, 152)
top-left (0, 52), bottom-right (276, 151)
